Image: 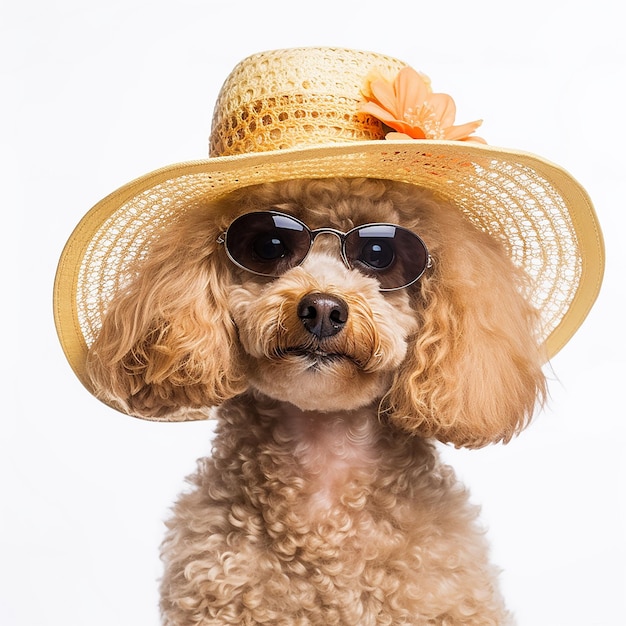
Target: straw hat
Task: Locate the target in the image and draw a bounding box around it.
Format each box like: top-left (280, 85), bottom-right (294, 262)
top-left (54, 47), bottom-right (604, 403)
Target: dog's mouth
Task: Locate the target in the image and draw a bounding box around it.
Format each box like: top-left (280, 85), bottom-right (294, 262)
top-left (276, 346), bottom-right (363, 370)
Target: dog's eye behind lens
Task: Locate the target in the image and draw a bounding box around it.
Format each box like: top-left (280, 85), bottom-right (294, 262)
top-left (358, 239), bottom-right (395, 270)
top-left (253, 233), bottom-right (289, 261)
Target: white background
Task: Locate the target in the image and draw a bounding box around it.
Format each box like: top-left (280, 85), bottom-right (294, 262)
top-left (2, 1), bottom-right (624, 624)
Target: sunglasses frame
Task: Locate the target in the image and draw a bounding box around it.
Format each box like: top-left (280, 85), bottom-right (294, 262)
top-left (218, 211), bottom-right (432, 291)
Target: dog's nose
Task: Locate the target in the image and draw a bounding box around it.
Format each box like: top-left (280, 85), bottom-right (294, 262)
top-left (297, 293), bottom-right (348, 338)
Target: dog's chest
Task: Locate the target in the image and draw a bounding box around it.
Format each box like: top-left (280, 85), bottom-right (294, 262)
top-left (217, 398), bottom-right (430, 533)
top-left (283, 410), bottom-right (379, 513)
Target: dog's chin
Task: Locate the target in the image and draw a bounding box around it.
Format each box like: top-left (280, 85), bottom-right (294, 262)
top-left (247, 352), bottom-right (390, 412)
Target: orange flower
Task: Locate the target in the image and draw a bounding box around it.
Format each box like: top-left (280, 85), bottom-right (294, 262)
top-left (359, 66), bottom-right (486, 143)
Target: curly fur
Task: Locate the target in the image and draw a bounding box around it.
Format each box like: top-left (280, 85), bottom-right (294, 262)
top-left (87, 178), bottom-right (547, 624)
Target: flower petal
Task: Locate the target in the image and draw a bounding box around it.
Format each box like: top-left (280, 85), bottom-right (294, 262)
top-left (397, 124), bottom-right (427, 139)
top-left (368, 78), bottom-right (400, 118)
top-left (394, 67), bottom-right (431, 118)
top-left (459, 135), bottom-right (488, 144)
top-left (444, 119), bottom-right (483, 141)
top-left (359, 101), bottom-right (399, 124)
top-left (428, 93), bottom-right (457, 128)
top-left (387, 119), bottom-right (427, 138)
top-left (359, 101), bottom-right (425, 137)
top-left (384, 131), bottom-right (414, 141)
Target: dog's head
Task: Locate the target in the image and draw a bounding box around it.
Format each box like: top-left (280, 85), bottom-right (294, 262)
top-left (87, 178), bottom-right (546, 447)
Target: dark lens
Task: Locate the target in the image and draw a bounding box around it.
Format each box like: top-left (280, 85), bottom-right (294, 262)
top-left (253, 234), bottom-right (288, 261)
top-left (345, 224), bottom-right (429, 290)
top-left (358, 239), bottom-right (395, 269)
top-left (225, 212), bottom-right (311, 276)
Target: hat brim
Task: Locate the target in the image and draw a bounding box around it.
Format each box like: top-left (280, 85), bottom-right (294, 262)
top-left (54, 139), bottom-right (604, 401)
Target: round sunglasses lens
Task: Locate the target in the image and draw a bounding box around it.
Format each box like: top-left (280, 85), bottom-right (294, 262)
top-left (345, 224), bottom-right (429, 290)
top-left (225, 212), bottom-right (311, 275)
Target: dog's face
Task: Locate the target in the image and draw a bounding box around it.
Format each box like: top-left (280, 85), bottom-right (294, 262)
top-left (87, 178), bottom-right (547, 447)
top-left (225, 193), bottom-right (419, 412)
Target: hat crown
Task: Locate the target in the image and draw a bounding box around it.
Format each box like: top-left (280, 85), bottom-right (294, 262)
top-left (209, 48), bottom-right (407, 157)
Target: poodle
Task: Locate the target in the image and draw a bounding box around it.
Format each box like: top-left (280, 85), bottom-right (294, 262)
top-left (86, 177), bottom-right (547, 625)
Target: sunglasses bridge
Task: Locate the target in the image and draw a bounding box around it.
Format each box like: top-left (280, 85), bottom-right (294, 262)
top-left (299, 226), bottom-right (354, 267)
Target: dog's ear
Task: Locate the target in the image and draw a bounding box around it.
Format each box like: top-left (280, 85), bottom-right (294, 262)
top-left (86, 211), bottom-right (245, 419)
top-left (384, 214), bottom-right (547, 448)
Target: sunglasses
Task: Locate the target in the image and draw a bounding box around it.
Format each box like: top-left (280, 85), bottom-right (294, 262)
top-left (219, 211), bottom-right (432, 291)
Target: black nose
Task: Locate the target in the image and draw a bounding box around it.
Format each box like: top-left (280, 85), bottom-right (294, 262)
top-left (297, 293), bottom-right (349, 338)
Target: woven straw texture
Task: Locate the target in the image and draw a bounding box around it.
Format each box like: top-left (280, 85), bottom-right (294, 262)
top-left (54, 48), bottom-right (604, 407)
top-left (209, 48), bottom-right (404, 156)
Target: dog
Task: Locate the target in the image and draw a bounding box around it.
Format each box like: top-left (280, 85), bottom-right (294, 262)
top-left (85, 176), bottom-right (546, 625)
